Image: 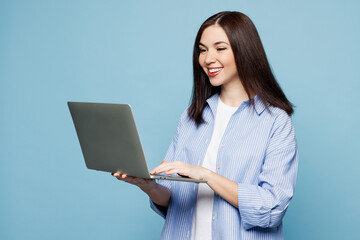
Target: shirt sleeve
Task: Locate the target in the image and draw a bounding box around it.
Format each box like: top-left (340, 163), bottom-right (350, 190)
top-left (237, 111), bottom-right (299, 230)
top-left (149, 179), bottom-right (172, 218)
top-left (150, 109), bottom-right (187, 218)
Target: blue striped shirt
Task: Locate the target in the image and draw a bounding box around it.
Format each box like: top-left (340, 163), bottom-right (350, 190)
top-left (150, 93), bottom-right (298, 240)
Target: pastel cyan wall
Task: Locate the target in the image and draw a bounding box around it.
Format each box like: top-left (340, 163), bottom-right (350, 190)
top-left (1, 1), bottom-right (359, 239)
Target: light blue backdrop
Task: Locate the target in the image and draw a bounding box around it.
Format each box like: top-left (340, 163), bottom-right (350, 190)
top-left (1, 0), bottom-right (359, 239)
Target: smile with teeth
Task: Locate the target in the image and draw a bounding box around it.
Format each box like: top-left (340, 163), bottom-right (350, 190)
top-left (209, 68), bottom-right (222, 73)
top-left (208, 67), bottom-right (223, 77)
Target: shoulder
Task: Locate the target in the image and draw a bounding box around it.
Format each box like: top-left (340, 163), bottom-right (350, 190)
top-left (265, 105), bottom-right (296, 138)
top-left (268, 105), bottom-right (292, 121)
top-left (177, 106), bottom-right (189, 123)
top-left (176, 106), bottom-right (194, 129)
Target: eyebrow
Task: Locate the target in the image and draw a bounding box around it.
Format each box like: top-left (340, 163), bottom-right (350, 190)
top-left (199, 41), bottom-right (229, 47)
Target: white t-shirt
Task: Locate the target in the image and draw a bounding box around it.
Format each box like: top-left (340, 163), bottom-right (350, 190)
top-left (192, 98), bottom-right (238, 240)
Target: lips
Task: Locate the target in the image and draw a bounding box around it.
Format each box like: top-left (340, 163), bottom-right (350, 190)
top-left (207, 67), bottom-right (223, 77)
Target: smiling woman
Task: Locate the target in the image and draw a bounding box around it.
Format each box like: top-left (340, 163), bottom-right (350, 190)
top-left (198, 26), bottom-right (241, 92)
top-left (189, 11), bottom-right (294, 126)
top-left (113, 11), bottom-right (298, 240)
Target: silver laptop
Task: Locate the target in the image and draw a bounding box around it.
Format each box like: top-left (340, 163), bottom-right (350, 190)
top-left (68, 102), bottom-right (206, 183)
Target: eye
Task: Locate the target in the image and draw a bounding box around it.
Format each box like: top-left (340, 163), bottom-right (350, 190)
top-left (199, 48), bottom-right (206, 53)
top-left (217, 47), bottom-right (227, 51)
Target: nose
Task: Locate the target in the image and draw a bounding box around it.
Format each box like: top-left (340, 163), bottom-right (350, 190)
top-left (204, 50), bottom-right (216, 65)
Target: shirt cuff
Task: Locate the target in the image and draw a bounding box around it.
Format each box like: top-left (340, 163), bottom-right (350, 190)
top-left (150, 199), bottom-right (168, 219)
top-left (237, 183), bottom-right (272, 229)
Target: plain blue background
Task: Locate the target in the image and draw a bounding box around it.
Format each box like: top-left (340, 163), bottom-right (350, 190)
top-left (1, 0), bottom-right (359, 239)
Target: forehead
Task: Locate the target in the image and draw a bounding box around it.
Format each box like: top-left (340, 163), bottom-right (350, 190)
top-left (200, 25), bottom-right (230, 45)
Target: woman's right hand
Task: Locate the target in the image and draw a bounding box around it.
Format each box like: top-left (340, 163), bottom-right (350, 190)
top-left (111, 170), bottom-right (171, 208)
top-left (111, 172), bottom-right (157, 193)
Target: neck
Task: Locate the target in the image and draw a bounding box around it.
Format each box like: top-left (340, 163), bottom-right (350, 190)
top-left (220, 81), bottom-right (250, 107)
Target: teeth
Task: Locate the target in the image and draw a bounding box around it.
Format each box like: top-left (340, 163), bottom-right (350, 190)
top-left (209, 68), bottom-right (222, 73)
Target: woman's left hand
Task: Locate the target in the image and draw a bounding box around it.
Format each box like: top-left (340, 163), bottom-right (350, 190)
top-left (150, 160), bottom-right (210, 181)
top-left (151, 160), bottom-right (239, 207)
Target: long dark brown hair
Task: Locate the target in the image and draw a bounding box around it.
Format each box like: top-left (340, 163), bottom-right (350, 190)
top-left (188, 11), bottom-right (294, 126)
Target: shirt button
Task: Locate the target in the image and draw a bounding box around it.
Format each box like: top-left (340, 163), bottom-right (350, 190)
top-left (212, 216), bottom-right (215, 221)
top-left (217, 166), bottom-right (220, 169)
top-left (221, 144), bottom-right (225, 148)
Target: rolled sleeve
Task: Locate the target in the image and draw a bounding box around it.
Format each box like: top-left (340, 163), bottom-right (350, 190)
top-left (237, 112), bottom-right (299, 229)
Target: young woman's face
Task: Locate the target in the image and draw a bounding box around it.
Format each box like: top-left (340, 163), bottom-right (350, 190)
top-left (198, 25), bottom-right (240, 88)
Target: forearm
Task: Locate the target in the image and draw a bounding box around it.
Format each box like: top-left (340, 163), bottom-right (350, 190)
top-left (151, 161), bottom-right (238, 207)
top-left (112, 173), bottom-right (171, 208)
top-left (205, 170), bottom-right (238, 207)
top-left (140, 183), bottom-right (171, 207)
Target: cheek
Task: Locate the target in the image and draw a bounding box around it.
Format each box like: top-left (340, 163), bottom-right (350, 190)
top-left (224, 56), bottom-right (237, 73)
top-left (198, 57), bottom-right (207, 72)
top-left (198, 56), bottom-right (205, 67)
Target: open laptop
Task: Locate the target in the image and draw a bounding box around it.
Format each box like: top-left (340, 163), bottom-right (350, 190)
top-left (68, 102), bottom-right (206, 183)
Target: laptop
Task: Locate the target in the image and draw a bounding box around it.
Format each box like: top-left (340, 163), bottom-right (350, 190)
top-left (68, 101), bottom-right (206, 183)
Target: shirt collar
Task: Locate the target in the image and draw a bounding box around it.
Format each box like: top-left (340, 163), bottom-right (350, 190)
top-left (206, 93), bottom-right (267, 116)
top-left (206, 93), bottom-right (219, 116)
top-left (250, 95), bottom-right (267, 115)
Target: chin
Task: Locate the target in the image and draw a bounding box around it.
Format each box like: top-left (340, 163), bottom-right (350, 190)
top-left (209, 79), bottom-right (223, 87)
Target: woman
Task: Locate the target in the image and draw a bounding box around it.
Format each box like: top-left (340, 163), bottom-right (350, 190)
top-left (113, 11), bottom-right (298, 240)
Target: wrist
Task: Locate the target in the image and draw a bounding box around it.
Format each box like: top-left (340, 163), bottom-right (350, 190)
top-left (203, 168), bottom-right (214, 182)
top-left (139, 180), bottom-right (157, 194)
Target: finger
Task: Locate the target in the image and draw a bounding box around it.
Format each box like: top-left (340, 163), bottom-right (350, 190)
top-left (164, 169), bottom-right (181, 175)
top-left (163, 163), bottom-right (190, 175)
top-left (151, 160), bottom-right (171, 173)
top-left (151, 164), bottom-right (168, 174)
top-left (153, 165), bottom-right (174, 174)
top-left (162, 166), bottom-right (183, 175)
top-left (154, 162), bottom-right (178, 172)
top-left (113, 171), bottom-right (123, 177)
top-left (113, 172), bottom-right (123, 179)
top-left (165, 167), bottom-right (188, 176)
